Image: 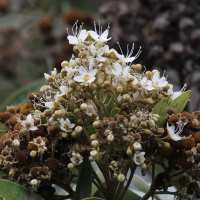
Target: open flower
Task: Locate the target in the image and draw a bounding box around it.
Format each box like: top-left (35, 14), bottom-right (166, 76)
top-left (90, 45), bottom-right (106, 61)
top-left (112, 63), bottom-right (130, 80)
top-left (88, 24), bottom-right (111, 42)
top-left (146, 71), bottom-right (168, 91)
top-left (67, 22), bottom-right (88, 45)
top-left (167, 123), bottom-right (186, 141)
top-left (21, 114), bottom-right (38, 131)
top-left (167, 84), bottom-right (187, 100)
top-left (73, 66), bottom-right (97, 86)
top-left (59, 118), bottom-right (75, 132)
top-left (44, 68), bottom-right (57, 80)
top-left (133, 152), bottom-right (146, 165)
top-left (44, 93), bottom-right (60, 109)
top-left (70, 153), bottom-right (83, 165)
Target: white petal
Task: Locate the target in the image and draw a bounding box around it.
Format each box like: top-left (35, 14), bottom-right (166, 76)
top-left (67, 36), bottom-right (79, 45)
top-left (152, 72), bottom-right (160, 83)
top-left (114, 63), bottom-right (122, 74)
top-left (124, 57), bottom-right (135, 63)
top-left (78, 30), bottom-right (88, 41)
top-left (88, 31), bottom-right (99, 41)
top-left (60, 86), bottom-right (68, 93)
top-left (74, 75), bottom-right (84, 82)
top-left (96, 56), bottom-right (106, 61)
top-left (79, 66), bottom-right (88, 75)
top-left (30, 126), bottom-right (38, 131)
top-left (87, 77), bottom-right (96, 83)
top-left (88, 69), bottom-right (97, 76)
top-left (101, 29), bottom-right (111, 41)
top-left (45, 102), bottom-right (54, 108)
top-left (90, 45), bottom-right (97, 55)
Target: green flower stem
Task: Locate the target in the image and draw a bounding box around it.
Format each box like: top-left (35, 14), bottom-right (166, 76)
top-left (118, 164), bottom-right (137, 200)
top-left (92, 168), bottom-right (106, 191)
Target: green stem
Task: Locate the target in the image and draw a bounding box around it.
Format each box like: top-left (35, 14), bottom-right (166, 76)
top-left (82, 127), bottom-right (91, 146)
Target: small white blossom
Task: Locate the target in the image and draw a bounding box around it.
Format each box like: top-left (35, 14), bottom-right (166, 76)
top-left (67, 22), bottom-right (88, 45)
top-left (167, 123), bottom-right (186, 141)
top-left (21, 114), bottom-right (38, 131)
top-left (59, 118), bottom-right (75, 132)
top-left (73, 66), bottom-right (97, 86)
top-left (90, 45), bottom-right (106, 61)
top-left (133, 152), bottom-right (146, 165)
top-left (112, 63), bottom-right (130, 80)
top-left (70, 153), bottom-right (83, 165)
top-left (167, 84), bottom-right (187, 100)
top-left (146, 71), bottom-right (168, 91)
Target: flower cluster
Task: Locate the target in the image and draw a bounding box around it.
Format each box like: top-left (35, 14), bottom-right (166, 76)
top-left (0, 23), bottom-right (200, 200)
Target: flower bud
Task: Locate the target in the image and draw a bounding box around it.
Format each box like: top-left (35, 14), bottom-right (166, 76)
top-left (68, 163), bottom-right (74, 169)
top-left (9, 169), bottom-right (14, 176)
top-left (123, 94), bottom-right (130, 102)
top-left (113, 173), bottom-right (118, 179)
top-left (145, 71), bottom-right (152, 79)
top-left (133, 142), bottom-right (142, 151)
top-left (90, 83), bottom-right (97, 90)
top-left (91, 140), bottom-right (99, 148)
top-left (126, 146), bottom-right (132, 156)
top-left (30, 179), bottom-right (39, 186)
top-left (90, 150), bottom-right (98, 158)
top-left (89, 156), bottom-right (95, 162)
top-left (141, 163), bottom-right (147, 169)
top-left (80, 103), bottom-right (88, 111)
top-left (12, 139), bottom-right (20, 147)
top-left (116, 86), bottom-right (123, 93)
top-left (117, 174), bottom-right (125, 182)
top-left (30, 151), bottom-right (37, 158)
top-left (75, 126), bottom-right (83, 134)
top-left (68, 80), bottom-right (76, 87)
top-left (93, 121), bottom-right (102, 129)
top-left (107, 134), bottom-right (114, 142)
top-left (90, 133), bottom-right (97, 140)
top-left (61, 132), bottom-right (68, 138)
top-left (71, 131), bottom-right (78, 138)
top-left (61, 61), bottom-right (69, 68)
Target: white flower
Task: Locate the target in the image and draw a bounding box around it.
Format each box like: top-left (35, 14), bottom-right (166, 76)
top-left (44, 68), bottom-right (57, 80)
top-left (44, 93), bottom-right (60, 109)
top-left (146, 71), bottom-right (168, 91)
top-left (167, 123), bottom-right (186, 141)
top-left (73, 66), bottom-right (97, 86)
top-left (167, 84), bottom-right (187, 100)
top-left (115, 43), bottom-right (141, 63)
top-left (58, 86), bottom-right (70, 97)
top-left (90, 45), bottom-right (106, 61)
top-left (21, 114), bottom-right (38, 131)
top-left (59, 118), bottom-right (75, 132)
top-left (88, 24), bottom-right (111, 42)
top-left (133, 142), bottom-right (142, 151)
top-left (85, 104), bottom-right (96, 116)
top-left (133, 152), bottom-right (146, 165)
top-left (70, 153), bottom-right (83, 165)
top-left (109, 161), bottom-right (118, 171)
top-left (67, 22), bottom-right (88, 45)
top-left (112, 63), bottom-right (130, 80)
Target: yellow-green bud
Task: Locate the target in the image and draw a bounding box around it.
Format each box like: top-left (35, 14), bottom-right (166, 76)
top-left (117, 174), bottom-right (125, 182)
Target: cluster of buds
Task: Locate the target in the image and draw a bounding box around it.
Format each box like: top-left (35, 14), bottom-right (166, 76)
top-left (0, 22), bottom-right (200, 200)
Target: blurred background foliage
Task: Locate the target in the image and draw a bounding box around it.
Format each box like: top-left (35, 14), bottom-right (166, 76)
top-left (0, 0), bottom-right (200, 112)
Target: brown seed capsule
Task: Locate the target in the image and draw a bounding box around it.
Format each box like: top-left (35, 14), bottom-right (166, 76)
top-left (64, 9), bottom-right (84, 26)
top-left (5, 155), bottom-right (13, 162)
top-left (181, 111), bottom-right (192, 122)
top-left (0, 0), bottom-right (10, 13)
top-left (182, 137), bottom-right (195, 150)
top-left (29, 162), bottom-right (43, 170)
top-left (32, 126), bottom-right (44, 136)
top-left (48, 126), bottom-right (60, 135)
top-left (28, 143), bottom-right (38, 151)
top-left (0, 139), bottom-right (5, 153)
top-left (29, 167), bottom-right (38, 177)
top-left (38, 166), bottom-right (48, 176)
top-left (27, 93), bottom-right (41, 101)
top-left (42, 137), bottom-right (50, 147)
top-left (196, 143), bottom-right (200, 153)
top-left (157, 146), bottom-right (174, 158)
top-left (117, 115), bottom-right (125, 122)
top-left (3, 139), bottom-right (12, 146)
top-left (8, 115), bottom-right (18, 126)
top-left (178, 157), bottom-right (194, 170)
top-left (133, 133), bottom-right (141, 140)
top-left (10, 133), bottom-right (19, 140)
top-left (178, 176), bottom-right (191, 186)
top-left (1, 149), bottom-right (9, 156)
top-left (168, 114), bottom-right (178, 124)
top-left (38, 15), bottom-right (53, 33)
top-left (191, 169), bottom-right (200, 180)
top-left (20, 103), bottom-right (34, 115)
top-left (187, 182), bottom-right (199, 194)
top-left (16, 103), bottom-right (24, 113)
top-left (182, 128), bottom-right (195, 137)
top-left (45, 158), bottom-right (59, 172)
top-left (14, 151), bottom-right (27, 165)
top-left (0, 112), bottom-right (11, 123)
top-left (194, 131), bottom-right (200, 143)
top-left (109, 121), bottom-right (117, 129)
top-left (6, 107), bottom-right (16, 115)
top-left (167, 108), bottom-right (174, 115)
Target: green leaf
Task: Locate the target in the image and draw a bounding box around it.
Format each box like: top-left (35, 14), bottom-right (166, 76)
top-left (0, 78), bottom-right (46, 112)
top-left (153, 95), bottom-right (171, 127)
top-left (168, 90), bottom-right (192, 113)
top-left (83, 198), bottom-right (104, 200)
top-left (124, 188), bottom-right (141, 200)
top-left (74, 158), bottom-right (92, 200)
top-left (0, 179), bottom-right (44, 200)
top-left (110, 107), bottom-right (120, 118)
top-left (132, 175), bottom-right (161, 200)
top-left (87, 125), bottom-right (95, 136)
top-left (98, 101), bottom-right (109, 117)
